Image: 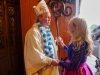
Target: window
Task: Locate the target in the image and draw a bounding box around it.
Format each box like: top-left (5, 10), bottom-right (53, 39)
top-left (78, 0), bottom-right (100, 32)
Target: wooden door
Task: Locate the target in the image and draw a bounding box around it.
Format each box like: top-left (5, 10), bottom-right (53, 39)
top-left (0, 0), bottom-right (24, 75)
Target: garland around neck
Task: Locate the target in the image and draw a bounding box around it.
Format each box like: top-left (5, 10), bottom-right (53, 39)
top-left (37, 23), bottom-right (55, 58)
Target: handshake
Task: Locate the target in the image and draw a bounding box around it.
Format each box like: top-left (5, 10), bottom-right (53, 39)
top-left (51, 59), bottom-right (60, 66)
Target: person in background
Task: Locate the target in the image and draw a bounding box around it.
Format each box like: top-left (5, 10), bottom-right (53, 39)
top-left (56, 17), bottom-right (93, 75)
top-left (24, 0), bottom-right (59, 75)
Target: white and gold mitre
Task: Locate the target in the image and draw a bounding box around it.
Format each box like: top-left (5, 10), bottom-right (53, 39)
top-left (33, 0), bottom-right (50, 16)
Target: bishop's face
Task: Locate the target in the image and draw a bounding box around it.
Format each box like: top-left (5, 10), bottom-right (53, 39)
top-left (39, 12), bottom-right (51, 27)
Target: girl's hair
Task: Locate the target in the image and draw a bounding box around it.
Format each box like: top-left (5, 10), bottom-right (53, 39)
top-left (68, 17), bottom-right (93, 56)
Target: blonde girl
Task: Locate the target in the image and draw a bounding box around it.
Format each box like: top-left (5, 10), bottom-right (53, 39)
top-left (57, 17), bottom-right (93, 75)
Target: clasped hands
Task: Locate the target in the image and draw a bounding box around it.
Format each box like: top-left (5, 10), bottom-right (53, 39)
top-left (51, 59), bottom-right (59, 66)
top-left (50, 36), bottom-right (64, 66)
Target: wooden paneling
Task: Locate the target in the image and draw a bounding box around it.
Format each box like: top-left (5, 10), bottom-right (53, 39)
top-left (0, 0), bottom-right (24, 75)
top-left (20, 0), bottom-right (76, 59)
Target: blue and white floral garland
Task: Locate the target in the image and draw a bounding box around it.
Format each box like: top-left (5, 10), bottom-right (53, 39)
top-left (37, 23), bottom-right (55, 58)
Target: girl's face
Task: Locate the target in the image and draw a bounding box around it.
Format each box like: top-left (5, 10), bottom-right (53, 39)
top-left (39, 13), bottom-right (51, 27)
top-left (67, 23), bottom-right (76, 36)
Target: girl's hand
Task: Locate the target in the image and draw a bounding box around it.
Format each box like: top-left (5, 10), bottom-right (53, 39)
top-left (56, 36), bottom-right (63, 43)
top-left (56, 36), bottom-right (65, 47)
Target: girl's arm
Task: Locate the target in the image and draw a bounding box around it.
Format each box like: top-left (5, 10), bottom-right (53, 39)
top-left (58, 48), bottom-right (86, 70)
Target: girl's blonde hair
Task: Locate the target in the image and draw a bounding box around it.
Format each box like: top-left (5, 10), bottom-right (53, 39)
top-left (68, 17), bottom-right (93, 56)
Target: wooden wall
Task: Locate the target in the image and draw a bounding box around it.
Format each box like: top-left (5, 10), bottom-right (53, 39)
top-left (20, 0), bottom-right (76, 59)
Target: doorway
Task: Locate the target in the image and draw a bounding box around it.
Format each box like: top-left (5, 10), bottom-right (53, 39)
top-left (0, 0), bottom-right (24, 75)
